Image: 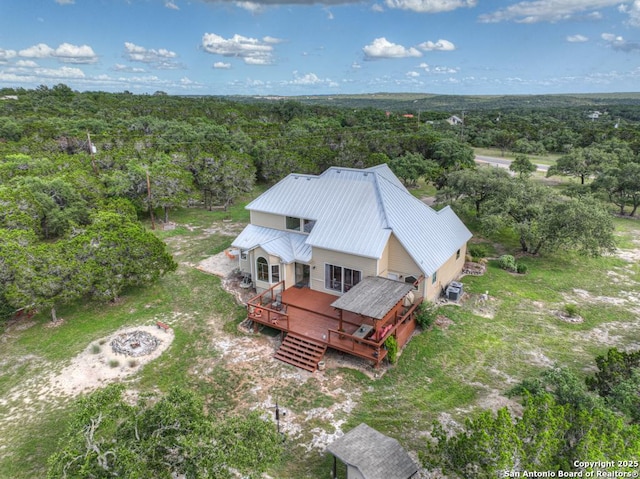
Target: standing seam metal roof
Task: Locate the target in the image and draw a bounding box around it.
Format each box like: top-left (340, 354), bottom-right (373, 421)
top-left (240, 164), bottom-right (471, 274)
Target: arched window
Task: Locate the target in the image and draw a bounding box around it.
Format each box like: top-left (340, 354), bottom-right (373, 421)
top-left (257, 257), bottom-right (269, 282)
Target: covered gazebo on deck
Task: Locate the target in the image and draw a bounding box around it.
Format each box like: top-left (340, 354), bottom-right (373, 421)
top-left (330, 276), bottom-right (416, 341)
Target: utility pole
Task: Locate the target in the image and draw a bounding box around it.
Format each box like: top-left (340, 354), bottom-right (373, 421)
top-left (146, 169), bottom-right (155, 230)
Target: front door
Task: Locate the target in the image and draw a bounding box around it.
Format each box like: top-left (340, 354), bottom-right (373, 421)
top-left (295, 263), bottom-right (310, 288)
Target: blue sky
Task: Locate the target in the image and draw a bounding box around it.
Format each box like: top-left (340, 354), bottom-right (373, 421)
top-left (1, 0), bottom-right (639, 96)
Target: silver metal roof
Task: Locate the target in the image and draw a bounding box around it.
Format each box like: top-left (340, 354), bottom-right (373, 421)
top-left (231, 224), bottom-right (312, 264)
top-left (244, 164), bottom-right (471, 275)
top-left (327, 423), bottom-right (418, 479)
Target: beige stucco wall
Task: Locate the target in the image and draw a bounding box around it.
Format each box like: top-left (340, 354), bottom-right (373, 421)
top-left (283, 262), bottom-right (295, 289)
top-left (310, 247), bottom-right (378, 296)
top-left (381, 234), bottom-right (423, 280)
top-left (425, 243), bottom-right (467, 301)
top-left (250, 211), bottom-right (285, 230)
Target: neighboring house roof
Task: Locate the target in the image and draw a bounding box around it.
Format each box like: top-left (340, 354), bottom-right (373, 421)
top-left (331, 276), bottom-right (414, 320)
top-left (232, 224), bottom-right (312, 264)
top-left (236, 164), bottom-right (471, 276)
top-left (327, 423), bottom-right (418, 479)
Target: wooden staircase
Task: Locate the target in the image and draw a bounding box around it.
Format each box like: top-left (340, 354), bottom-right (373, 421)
top-left (274, 334), bottom-right (327, 372)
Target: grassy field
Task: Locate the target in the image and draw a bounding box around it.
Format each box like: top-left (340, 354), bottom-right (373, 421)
top-left (0, 193), bottom-right (639, 478)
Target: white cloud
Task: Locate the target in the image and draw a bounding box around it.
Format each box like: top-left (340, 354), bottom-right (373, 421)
top-left (34, 66), bottom-right (85, 79)
top-left (619, 0), bottom-right (640, 26)
top-left (54, 43), bottom-right (98, 63)
top-left (19, 43), bottom-right (55, 58)
top-left (165, 1), bottom-right (180, 9)
top-left (288, 71), bottom-right (339, 88)
top-left (16, 60), bottom-right (38, 68)
top-left (0, 49), bottom-right (17, 61)
top-left (213, 61), bottom-right (232, 69)
top-left (601, 32), bottom-right (640, 52)
top-left (384, 0), bottom-right (475, 12)
top-left (201, 33), bottom-right (274, 65)
top-left (124, 42), bottom-right (181, 69)
top-left (18, 42), bottom-right (97, 63)
top-left (406, 71), bottom-right (420, 77)
top-left (479, 0), bottom-right (626, 24)
top-left (263, 36), bottom-right (284, 44)
top-left (567, 34), bottom-right (588, 42)
top-left (418, 39), bottom-right (456, 51)
top-left (433, 65), bottom-right (459, 73)
top-left (55, 0), bottom-right (75, 4)
top-left (234, 1), bottom-right (266, 13)
top-left (363, 37), bottom-right (422, 60)
top-left (113, 63), bottom-right (146, 73)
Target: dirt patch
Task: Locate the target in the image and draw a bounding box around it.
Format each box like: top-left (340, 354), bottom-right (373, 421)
top-left (434, 315), bottom-right (453, 329)
top-left (0, 324), bottom-right (174, 455)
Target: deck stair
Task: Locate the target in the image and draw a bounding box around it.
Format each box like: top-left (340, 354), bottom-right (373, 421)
top-left (274, 334), bottom-right (327, 372)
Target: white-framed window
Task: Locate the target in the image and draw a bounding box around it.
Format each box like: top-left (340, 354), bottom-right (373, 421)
top-left (325, 264), bottom-right (361, 293)
top-left (286, 216), bottom-right (315, 233)
top-left (271, 264), bottom-right (280, 283)
top-left (431, 271), bottom-right (438, 284)
top-left (257, 257), bottom-right (269, 282)
top-left (286, 216), bottom-right (301, 231)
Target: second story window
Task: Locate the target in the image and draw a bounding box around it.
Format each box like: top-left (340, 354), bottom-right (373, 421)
top-left (286, 216), bottom-right (301, 231)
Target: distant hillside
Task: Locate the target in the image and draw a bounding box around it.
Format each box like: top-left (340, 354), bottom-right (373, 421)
top-left (226, 92), bottom-right (640, 113)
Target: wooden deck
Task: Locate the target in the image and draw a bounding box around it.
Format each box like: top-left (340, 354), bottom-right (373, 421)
top-left (247, 283), bottom-right (422, 368)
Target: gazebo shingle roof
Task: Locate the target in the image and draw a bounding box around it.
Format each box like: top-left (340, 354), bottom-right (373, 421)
top-left (327, 423), bottom-right (418, 479)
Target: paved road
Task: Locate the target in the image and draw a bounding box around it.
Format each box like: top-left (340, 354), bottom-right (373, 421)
top-left (475, 154), bottom-right (549, 172)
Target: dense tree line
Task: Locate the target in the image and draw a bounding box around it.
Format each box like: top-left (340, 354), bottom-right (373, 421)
top-left (423, 349), bottom-right (640, 477)
top-left (1, 86), bottom-right (639, 323)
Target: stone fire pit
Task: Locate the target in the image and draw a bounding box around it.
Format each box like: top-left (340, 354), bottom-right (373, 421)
top-left (111, 330), bottom-right (161, 357)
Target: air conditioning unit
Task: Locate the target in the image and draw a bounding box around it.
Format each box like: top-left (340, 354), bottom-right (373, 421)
top-left (449, 281), bottom-right (464, 296)
top-left (446, 286), bottom-right (461, 301)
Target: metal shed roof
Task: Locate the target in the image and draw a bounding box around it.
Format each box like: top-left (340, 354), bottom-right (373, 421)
top-left (327, 423), bottom-right (418, 479)
top-left (330, 276), bottom-right (414, 320)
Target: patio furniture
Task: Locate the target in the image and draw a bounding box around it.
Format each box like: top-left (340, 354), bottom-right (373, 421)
top-left (353, 324), bottom-right (373, 339)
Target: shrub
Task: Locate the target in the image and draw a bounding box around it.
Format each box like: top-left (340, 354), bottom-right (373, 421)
top-left (128, 359), bottom-right (138, 368)
top-left (415, 302), bottom-right (437, 329)
top-left (516, 263), bottom-right (528, 274)
top-left (90, 344), bottom-right (101, 354)
top-left (498, 254), bottom-right (517, 271)
top-left (385, 336), bottom-right (399, 364)
top-left (108, 359), bottom-right (120, 368)
top-left (468, 244), bottom-right (488, 260)
top-left (564, 304), bottom-right (579, 318)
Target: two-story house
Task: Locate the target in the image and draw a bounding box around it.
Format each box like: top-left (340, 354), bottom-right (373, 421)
top-left (232, 164), bottom-right (471, 302)
top-left (231, 164), bottom-right (471, 370)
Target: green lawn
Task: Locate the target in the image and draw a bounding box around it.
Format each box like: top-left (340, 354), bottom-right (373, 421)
top-left (1, 197), bottom-right (639, 479)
